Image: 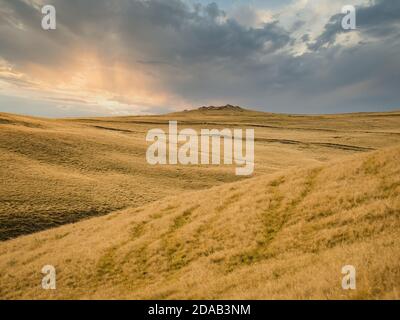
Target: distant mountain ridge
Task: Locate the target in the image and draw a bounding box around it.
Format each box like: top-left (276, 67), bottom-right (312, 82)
top-left (185, 104), bottom-right (245, 112)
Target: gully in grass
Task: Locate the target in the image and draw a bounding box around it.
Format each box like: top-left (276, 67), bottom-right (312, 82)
top-left (146, 121), bottom-right (255, 176)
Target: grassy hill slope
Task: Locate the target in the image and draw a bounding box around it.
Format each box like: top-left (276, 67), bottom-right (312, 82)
top-left (1, 110), bottom-right (400, 240)
top-left (0, 145), bottom-right (399, 299)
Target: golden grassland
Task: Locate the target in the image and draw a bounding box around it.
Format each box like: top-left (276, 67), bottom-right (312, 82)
top-left (1, 110), bottom-right (400, 240)
top-left (0, 145), bottom-right (399, 299)
top-left (0, 109), bottom-right (399, 299)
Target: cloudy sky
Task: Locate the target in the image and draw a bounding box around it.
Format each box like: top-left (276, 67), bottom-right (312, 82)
top-left (0, 0), bottom-right (399, 116)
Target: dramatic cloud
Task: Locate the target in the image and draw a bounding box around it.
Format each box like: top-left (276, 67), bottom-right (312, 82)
top-left (0, 0), bottom-right (399, 116)
top-left (309, 0), bottom-right (400, 50)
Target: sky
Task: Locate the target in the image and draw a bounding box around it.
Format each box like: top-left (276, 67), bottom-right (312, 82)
top-left (0, 0), bottom-right (399, 117)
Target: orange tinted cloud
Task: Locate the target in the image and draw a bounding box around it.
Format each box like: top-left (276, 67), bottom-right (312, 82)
top-left (0, 48), bottom-right (188, 114)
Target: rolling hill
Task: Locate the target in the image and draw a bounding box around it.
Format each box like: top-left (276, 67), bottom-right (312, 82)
top-left (0, 144), bottom-right (399, 299)
top-left (1, 109), bottom-right (400, 240)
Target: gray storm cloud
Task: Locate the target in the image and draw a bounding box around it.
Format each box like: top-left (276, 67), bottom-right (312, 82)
top-left (0, 0), bottom-right (399, 115)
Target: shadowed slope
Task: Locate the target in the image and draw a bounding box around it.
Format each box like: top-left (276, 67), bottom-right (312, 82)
top-left (1, 110), bottom-right (400, 240)
top-left (0, 113), bottom-right (242, 240)
top-left (0, 146), bottom-right (399, 299)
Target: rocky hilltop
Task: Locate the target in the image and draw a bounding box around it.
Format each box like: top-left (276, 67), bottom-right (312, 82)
top-left (185, 104), bottom-right (245, 112)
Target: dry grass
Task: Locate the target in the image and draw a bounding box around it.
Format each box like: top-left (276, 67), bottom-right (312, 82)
top-left (1, 110), bottom-right (400, 240)
top-left (0, 144), bottom-right (399, 299)
top-left (0, 109), bottom-right (400, 299)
